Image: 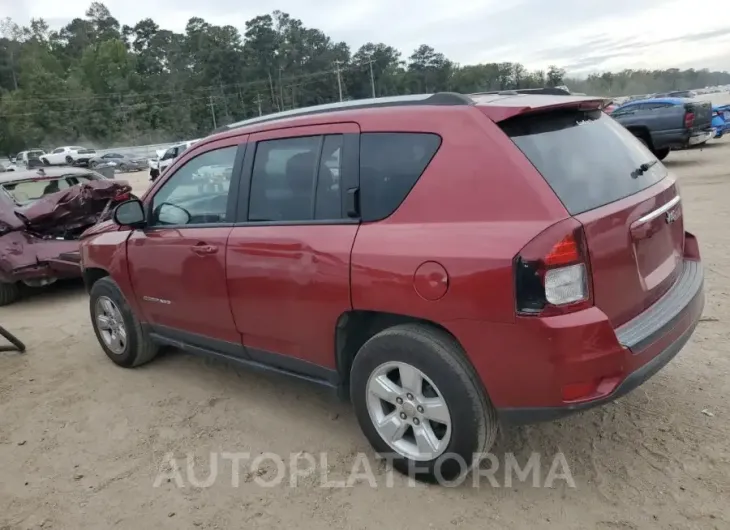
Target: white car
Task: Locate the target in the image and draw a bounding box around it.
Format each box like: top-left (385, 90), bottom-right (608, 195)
top-left (15, 149), bottom-right (46, 167)
top-left (149, 139), bottom-right (200, 179)
top-left (41, 146), bottom-right (97, 166)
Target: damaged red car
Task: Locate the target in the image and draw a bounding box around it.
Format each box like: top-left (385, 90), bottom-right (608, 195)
top-left (0, 168), bottom-right (132, 306)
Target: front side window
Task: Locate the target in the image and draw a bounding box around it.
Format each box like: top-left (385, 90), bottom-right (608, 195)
top-left (248, 135), bottom-right (344, 222)
top-left (151, 146), bottom-right (237, 226)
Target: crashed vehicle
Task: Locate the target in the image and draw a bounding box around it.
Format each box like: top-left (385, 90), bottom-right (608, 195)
top-left (0, 168), bottom-right (132, 306)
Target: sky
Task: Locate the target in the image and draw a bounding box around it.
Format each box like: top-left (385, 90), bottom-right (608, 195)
top-left (3, 0), bottom-right (730, 75)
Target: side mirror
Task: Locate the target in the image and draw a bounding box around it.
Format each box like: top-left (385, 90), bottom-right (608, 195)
top-left (157, 203), bottom-right (191, 225)
top-left (113, 199), bottom-right (146, 228)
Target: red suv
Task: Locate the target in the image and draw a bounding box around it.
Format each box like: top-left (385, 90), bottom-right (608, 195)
top-left (80, 92), bottom-right (704, 481)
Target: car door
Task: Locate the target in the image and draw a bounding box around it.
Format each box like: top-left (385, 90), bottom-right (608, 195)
top-left (227, 123), bottom-right (360, 376)
top-left (126, 136), bottom-right (247, 350)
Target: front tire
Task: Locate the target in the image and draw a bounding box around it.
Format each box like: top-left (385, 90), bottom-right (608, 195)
top-left (89, 277), bottom-right (159, 367)
top-left (0, 281), bottom-right (20, 306)
top-left (65, 155), bottom-right (73, 164)
top-left (42, 158), bottom-right (50, 166)
top-left (350, 324), bottom-right (498, 483)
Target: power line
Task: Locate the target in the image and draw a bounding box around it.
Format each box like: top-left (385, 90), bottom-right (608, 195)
top-left (1, 60), bottom-right (375, 105)
top-left (0, 59), bottom-right (380, 118)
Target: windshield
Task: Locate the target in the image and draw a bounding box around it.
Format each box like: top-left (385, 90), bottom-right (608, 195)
top-left (501, 109), bottom-right (668, 215)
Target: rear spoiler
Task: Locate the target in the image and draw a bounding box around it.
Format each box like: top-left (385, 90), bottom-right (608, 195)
top-left (479, 96), bottom-right (612, 122)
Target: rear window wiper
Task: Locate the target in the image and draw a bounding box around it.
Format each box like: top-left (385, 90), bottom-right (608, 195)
top-left (631, 159), bottom-right (658, 179)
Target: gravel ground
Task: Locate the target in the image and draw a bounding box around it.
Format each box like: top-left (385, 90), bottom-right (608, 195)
top-left (1, 138), bottom-right (729, 530)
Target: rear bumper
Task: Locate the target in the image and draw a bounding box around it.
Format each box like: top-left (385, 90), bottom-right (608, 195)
top-left (688, 130), bottom-right (713, 146)
top-left (496, 257), bottom-right (704, 424)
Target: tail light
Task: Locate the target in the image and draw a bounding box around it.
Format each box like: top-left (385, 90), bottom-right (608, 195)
top-left (684, 111), bottom-right (695, 129)
top-left (514, 218), bottom-right (592, 316)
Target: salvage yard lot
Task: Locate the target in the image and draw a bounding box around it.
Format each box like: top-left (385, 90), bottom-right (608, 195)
top-left (1, 140), bottom-right (730, 530)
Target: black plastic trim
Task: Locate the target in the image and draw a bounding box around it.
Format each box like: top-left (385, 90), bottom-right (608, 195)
top-left (616, 260), bottom-right (703, 351)
top-left (145, 324), bottom-right (339, 389)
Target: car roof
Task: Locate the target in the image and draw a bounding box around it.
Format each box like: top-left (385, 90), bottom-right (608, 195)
top-left (204, 92), bottom-right (606, 144)
top-left (0, 167), bottom-right (96, 184)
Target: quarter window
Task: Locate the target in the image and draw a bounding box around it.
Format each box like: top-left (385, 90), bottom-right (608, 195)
top-left (359, 133), bottom-right (441, 222)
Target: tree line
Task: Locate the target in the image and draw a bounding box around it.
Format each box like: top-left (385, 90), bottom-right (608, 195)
top-left (1, 2), bottom-right (729, 155)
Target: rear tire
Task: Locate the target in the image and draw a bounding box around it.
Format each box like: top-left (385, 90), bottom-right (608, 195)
top-left (0, 282), bottom-right (20, 306)
top-left (89, 277), bottom-right (159, 368)
top-left (350, 323), bottom-right (498, 483)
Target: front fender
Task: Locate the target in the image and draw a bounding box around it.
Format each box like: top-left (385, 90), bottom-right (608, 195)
top-left (81, 228), bottom-right (141, 316)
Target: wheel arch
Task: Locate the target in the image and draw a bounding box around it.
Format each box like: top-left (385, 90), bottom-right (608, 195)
top-left (334, 310), bottom-right (468, 400)
top-left (83, 267), bottom-right (110, 293)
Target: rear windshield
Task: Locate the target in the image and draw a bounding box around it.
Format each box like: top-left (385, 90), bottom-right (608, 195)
top-left (501, 110), bottom-right (667, 215)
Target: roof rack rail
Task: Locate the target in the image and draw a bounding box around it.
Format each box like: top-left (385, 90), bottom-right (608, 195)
top-left (219, 92), bottom-right (474, 133)
top-left (472, 87), bottom-right (572, 96)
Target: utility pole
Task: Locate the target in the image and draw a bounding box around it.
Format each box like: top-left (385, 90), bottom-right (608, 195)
top-left (267, 71), bottom-right (279, 111)
top-left (209, 95), bottom-right (217, 129)
top-left (279, 67), bottom-right (285, 110)
top-left (256, 94), bottom-right (263, 116)
top-left (334, 61), bottom-right (344, 102)
top-left (367, 59), bottom-right (376, 98)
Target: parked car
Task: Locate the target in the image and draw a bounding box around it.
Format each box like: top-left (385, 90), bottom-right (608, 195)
top-left (88, 152), bottom-right (148, 172)
top-left (711, 105), bottom-right (730, 138)
top-left (80, 92), bottom-right (704, 482)
top-left (15, 149), bottom-right (46, 168)
top-left (0, 168), bottom-right (132, 305)
top-left (664, 90), bottom-right (698, 98)
top-left (0, 160), bottom-right (18, 172)
top-left (148, 140), bottom-right (200, 181)
top-left (41, 146), bottom-right (97, 166)
top-left (611, 97), bottom-right (714, 159)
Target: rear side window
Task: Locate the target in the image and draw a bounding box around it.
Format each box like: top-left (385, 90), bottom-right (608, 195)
top-left (359, 133), bottom-right (441, 222)
top-left (501, 110), bottom-right (667, 215)
top-left (248, 135), bottom-right (344, 222)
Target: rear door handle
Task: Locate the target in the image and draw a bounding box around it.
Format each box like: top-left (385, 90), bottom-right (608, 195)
top-left (191, 244), bottom-right (218, 255)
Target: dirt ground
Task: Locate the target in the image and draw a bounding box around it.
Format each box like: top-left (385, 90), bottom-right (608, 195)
top-left (1, 138), bottom-right (730, 530)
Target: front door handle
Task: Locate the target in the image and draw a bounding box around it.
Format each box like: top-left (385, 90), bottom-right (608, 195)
top-left (191, 244), bottom-right (218, 255)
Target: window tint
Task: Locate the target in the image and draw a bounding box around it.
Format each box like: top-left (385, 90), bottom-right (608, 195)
top-left (502, 110), bottom-right (667, 215)
top-left (151, 146), bottom-right (237, 226)
top-left (359, 133), bottom-right (441, 222)
top-left (248, 135), bottom-right (324, 222)
top-left (53, 148), bottom-right (64, 154)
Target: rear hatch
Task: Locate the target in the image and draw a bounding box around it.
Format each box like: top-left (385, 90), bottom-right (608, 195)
top-left (501, 108), bottom-right (684, 327)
